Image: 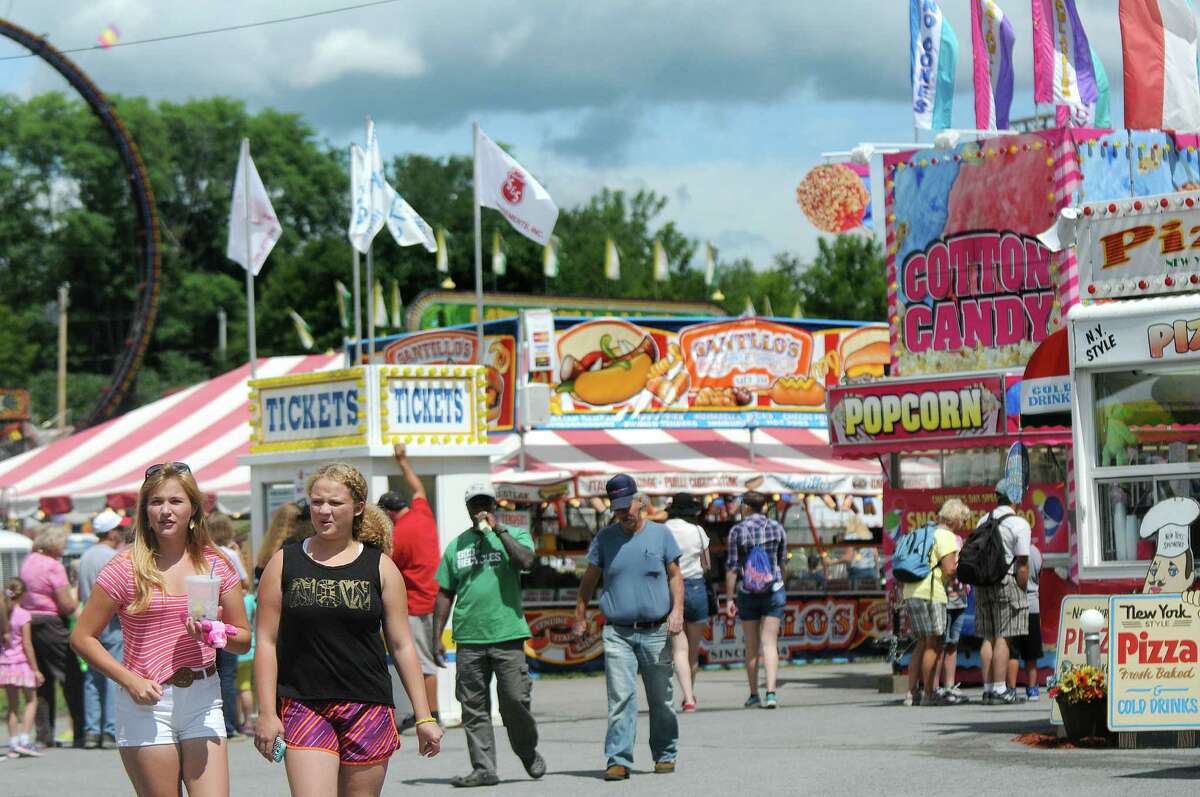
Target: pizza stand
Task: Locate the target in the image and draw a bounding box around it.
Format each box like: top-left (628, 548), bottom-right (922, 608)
top-left (239, 363), bottom-right (497, 726)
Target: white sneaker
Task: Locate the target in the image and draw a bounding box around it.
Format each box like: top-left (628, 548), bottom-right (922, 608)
top-left (903, 691), bottom-right (915, 706)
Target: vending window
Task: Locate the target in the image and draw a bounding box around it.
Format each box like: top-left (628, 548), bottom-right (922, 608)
top-left (1094, 476), bottom-right (1200, 562)
top-left (1093, 368), bottom-right (1200, 468)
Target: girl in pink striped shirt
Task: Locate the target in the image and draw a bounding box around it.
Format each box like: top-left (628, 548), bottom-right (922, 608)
top-left (71, 463), bottom-right (250, 797)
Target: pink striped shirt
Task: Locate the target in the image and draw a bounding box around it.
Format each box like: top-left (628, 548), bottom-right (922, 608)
top-left (95, 549), bottom-right (239, 683)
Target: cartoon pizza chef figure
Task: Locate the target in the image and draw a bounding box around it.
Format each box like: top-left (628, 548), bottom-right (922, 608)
top-left (1142, 497), bottom-right (1200, 594)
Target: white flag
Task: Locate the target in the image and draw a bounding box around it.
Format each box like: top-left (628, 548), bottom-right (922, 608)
top-left (543, 239), bottom-right (558, 278)
top-left (347, 143), bottom-right (381, 254)
top-left (704, 242), bottom-right (716, 286)
top-left (604, 238), bottom-right (620, 281)
top-left (653, 239), bottom-right (669, 283)
top-left (226, 138), bottom-right (282, 276)
top-left (475, 127), bottom-right (558, 245)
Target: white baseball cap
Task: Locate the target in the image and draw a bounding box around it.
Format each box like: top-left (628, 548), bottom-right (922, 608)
top-left (92, 509), bottom-right (123, 534)
top-left (1140, 497), bottom-right (1200, 558)
top-left (464, 483), bottom-right (496, 503)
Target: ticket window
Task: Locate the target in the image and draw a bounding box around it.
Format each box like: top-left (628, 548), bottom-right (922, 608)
top-left (1089, 367), bottom-right (1200, 564)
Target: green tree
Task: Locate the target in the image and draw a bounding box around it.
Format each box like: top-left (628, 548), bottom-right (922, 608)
top-left (795, 235), bottom-right (887, 321)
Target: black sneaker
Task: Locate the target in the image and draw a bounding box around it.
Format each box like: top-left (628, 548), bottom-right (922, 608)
top-left (521, 751), bottom-right (546, 779)
top-left (451, 771), bottom-right (500, 788)
top-left (993, 688), bottom-right (1026, 705)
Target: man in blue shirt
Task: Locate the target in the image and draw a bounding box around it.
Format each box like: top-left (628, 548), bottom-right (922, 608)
top-left (724, 491), bottom-right (788, 709)
top-left (574, 474), bottom-right (683, 781)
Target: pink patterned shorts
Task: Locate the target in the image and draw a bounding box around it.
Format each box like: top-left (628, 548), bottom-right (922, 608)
top-left (0, 661), bottom-right (37, 688)
top-left (279, 697), bottom-right (400, 765)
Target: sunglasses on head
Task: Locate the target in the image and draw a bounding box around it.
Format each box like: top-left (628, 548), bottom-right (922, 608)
top-left (144, 462), bottom-right (191, 479)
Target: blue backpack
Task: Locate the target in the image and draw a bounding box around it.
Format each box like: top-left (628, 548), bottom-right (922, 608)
top-left (891, 521), bottom-right (938, 583)
top-left (742, 545), bottom-right (776, 593)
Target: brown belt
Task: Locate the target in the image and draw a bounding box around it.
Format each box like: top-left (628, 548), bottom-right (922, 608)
top-left (163, 664), bottom-right (217, 689)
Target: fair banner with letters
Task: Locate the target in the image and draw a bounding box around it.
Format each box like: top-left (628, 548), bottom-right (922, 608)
top-left (1108, 594), bottom-right (1200, 731)
top-left (249, 368), bottom-right (366, 453)
top-left (1051, 596), bottom-right (1110, 725)
top-left (826, 375), bottom-right (1006, 453)
top-left (546, 317), bottom-right (887, 430)
top-left (379, 365), bottom-right (489, 445)
top-left (884, 130), bottom-right (1065, 376)
top-left (1075, 304), bottom-right (1200, 369)
top-left (1073, 191), bottom-right (1200, 300)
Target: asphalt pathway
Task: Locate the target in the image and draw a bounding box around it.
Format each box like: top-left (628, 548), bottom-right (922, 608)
top-left (6, 662), bottom-right (1200, 795)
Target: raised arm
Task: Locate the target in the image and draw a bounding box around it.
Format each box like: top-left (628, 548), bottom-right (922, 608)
top-left (393, 443), bottom-right (427, 502)
top-left (489, 515), bottom-right (534, 571)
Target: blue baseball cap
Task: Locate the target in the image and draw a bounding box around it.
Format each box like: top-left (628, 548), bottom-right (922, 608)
top-left (606, 474), bottom-right (639, 511)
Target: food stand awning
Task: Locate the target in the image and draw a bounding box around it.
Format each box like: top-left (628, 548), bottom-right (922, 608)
top-left (0, 354), bottom-right (343, 516)
top-left (491, 427), bottom-right (884, 496)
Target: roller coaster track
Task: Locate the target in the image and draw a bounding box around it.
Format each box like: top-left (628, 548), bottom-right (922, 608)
top-left (1, 19), bottom-right (160, 427)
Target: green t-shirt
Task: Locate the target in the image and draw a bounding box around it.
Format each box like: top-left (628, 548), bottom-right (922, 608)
top-left (435, 525), bottom-right (533, 645)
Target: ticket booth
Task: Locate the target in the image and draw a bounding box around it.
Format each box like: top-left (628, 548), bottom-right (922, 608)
top-left (241, 363), bottom-right (497, 725)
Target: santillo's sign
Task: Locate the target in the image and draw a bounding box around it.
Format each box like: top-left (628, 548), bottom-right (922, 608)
top-left (827, 376), bottom-right (1005, 451)
top-left (249, 369), bottom-right (367, 453)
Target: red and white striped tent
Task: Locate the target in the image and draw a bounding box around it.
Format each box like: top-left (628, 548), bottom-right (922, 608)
top-left (491, 427), bottom-right (885, 497)
top-left (0, 354), bottom-right (343, 516)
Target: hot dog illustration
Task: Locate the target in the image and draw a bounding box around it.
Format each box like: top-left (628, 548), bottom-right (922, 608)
top-left (556, 321), bottom-right (659, 407)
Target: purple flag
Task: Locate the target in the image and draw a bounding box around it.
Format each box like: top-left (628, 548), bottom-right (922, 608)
top-left (972, 0), bottom-right (1016, 129)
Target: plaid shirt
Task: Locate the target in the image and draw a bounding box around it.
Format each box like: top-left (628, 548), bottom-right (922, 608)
top-left (726, 513), bottom-right (788, 587)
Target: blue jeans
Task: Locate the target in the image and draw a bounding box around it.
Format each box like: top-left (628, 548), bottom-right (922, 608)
top-left (602, 624), bottom-right (677, 768)
top-left (84, 629), bottom-right (122, 737)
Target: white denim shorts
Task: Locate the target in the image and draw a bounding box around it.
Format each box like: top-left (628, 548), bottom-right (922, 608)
top-left (116, 674), bottom-right (227, 747)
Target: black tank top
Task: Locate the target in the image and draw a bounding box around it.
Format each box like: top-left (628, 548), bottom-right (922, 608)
top-left (276, 541), bottom-right (393, 706)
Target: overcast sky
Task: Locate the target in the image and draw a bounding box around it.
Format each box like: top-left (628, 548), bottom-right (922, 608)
top-left (0, 0), bottom-right (1128, 268)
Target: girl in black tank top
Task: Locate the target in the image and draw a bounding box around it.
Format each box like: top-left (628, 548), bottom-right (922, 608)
top-left (253, 463), bottom-right (443, 796)
top-left (276, 540), bottom-right (392, 705)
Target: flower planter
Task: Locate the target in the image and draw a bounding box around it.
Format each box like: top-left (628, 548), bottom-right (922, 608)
top-left (1057, 697), bottom-right (1109, 741)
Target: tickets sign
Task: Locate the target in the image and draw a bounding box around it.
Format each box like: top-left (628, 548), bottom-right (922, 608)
top-left (885, 130), bottom-right (1065, 375)
top-left (379, 365), bottom-right (490, 445)
top-left (827, 375), bottom-right (1006, 452)
top-left (1108, 594), bottom-right (1200, 731)
top-left (884, 483), bottom-right (1069, 554)
top-left (249, 369), bottom-right (367, 453)
top-left (1051, 596), bottom-right (1110, 725)
top-left (379, 329), bottom-right (515, 432)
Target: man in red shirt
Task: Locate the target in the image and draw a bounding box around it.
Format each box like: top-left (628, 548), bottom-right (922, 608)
top-left (381, 443), bottom-right (441, 730)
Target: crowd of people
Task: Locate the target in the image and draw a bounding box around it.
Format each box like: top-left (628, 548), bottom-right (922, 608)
top-left (898, 485), bottom-right (1043, 707)
top-left (0, 446), bottom-right (1052, 794)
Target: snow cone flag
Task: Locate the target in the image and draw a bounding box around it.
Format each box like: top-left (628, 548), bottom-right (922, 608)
top-left (288, 308), bottom-right (315, 350)
top-left (653, 239), bottom-right (669, 282)
top-left (1031, 0), bottom-right (1098, 111)
top-left (604, 238), bottom-right (620, 281)
top-left (226, 139), bottom-right (282, 276)
top-left (910, 0), bottom-right (958, 130)
top-left (1119, 0), bottom-right (1200, 130)
top-left (971, 0), bottom-right (1016, 130)
top-left (474, 127), bottom-right (558, 245)
top-left (542, 239), bottom-right (559, 278)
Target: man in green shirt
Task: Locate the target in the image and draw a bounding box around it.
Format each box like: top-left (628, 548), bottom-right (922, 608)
top-left (434, 483), bottom-right (545, 788)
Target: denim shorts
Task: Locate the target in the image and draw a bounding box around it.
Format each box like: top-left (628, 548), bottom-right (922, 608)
top-left (944, 606), bottom-right (967, 646)
top-left (736, 588), bottom-right (786, 621)
top-left (682, 578), bottom-right (709, 623)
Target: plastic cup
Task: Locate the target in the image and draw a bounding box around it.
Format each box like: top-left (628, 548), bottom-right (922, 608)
top-left (185, 574), bottom-right (221, 620)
